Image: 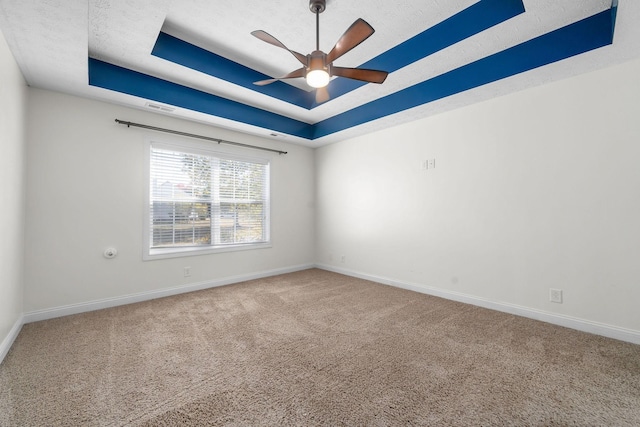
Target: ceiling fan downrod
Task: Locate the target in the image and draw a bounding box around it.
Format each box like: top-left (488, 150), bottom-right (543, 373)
top-left (309, 0), bottom-right (326, 51)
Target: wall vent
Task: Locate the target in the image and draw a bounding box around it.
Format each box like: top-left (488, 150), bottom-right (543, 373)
top-left (145, 102), bottom-right (175, 113)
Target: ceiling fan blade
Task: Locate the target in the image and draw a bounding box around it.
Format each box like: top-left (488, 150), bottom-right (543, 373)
top-left (315, 87), bottom-right (330, 104)
top-left (251, 30), bottom-right (308, 66)
top-left (326, 18), bottom-right (375, 64)
top-left (332, 66), bottom-right (388, 84)
top-left (254, 68), bottom-right (306, 86)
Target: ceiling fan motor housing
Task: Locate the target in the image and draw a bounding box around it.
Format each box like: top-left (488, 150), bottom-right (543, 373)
top-left (307, 50), bottom-right (329, 74)
top-left (306, 50), bottom-right (331, 88)
top-left (309, 0), bottom-right (326, 13)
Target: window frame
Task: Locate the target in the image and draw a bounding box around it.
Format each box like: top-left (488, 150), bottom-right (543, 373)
top-left (143, 138), bottom-right (272, 261)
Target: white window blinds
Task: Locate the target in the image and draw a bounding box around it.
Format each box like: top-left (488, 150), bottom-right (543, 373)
top-left (148, 142), bottom-right (270, 256)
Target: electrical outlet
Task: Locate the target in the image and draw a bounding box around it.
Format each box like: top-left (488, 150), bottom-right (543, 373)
top-left (340, 255), bottom-right (346, 264)
top-left (184, 266), bottom-right (191, 277)
top-left (549, 288), bottom-right (563, 303)
top-left (421, 159), bottom-right (436, 170)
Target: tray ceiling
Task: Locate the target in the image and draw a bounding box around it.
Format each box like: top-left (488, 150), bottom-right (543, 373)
top-left (1, 0), bottom-right (638, 147)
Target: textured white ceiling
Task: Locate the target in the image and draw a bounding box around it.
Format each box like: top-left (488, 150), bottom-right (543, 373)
top-left (0, 0), bottom-right (638, 147)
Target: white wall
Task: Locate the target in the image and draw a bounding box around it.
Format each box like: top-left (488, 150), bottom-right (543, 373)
top-left (24, 89), bottom-right (315, 313)
top-left (316, 58), bottom-right (640, 337)
top-left (10, 48), bottom-right (640, 344)
top-left (0, 29), bottom-right (26, 357)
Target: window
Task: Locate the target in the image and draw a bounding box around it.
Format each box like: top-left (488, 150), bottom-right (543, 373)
top-left (144, 141), bottom-right (270, 259)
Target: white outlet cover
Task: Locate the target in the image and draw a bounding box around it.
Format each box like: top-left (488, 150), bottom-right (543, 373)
top-left (549, 288), bottom-right (563, 303)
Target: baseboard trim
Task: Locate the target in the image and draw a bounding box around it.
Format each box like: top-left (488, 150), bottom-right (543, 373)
top-left (0, 315), bottom-right (24, 365)
top-left (19, 263), bottom-right (640, 346)
top-left (23, 264), bottom-right (314, 324)
top-left (316, 264), bottom-right (640, 345)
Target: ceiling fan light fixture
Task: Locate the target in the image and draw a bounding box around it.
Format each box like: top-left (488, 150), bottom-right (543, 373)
top-left (306, 49), bottom-right (330, 88)
top-left (307, 69), bottom-right (330, 88)
top-left (251, 0), bottom-right (387, 101)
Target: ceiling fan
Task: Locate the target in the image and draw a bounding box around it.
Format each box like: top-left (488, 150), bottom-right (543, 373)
top-left (251, 0), bottom-right (389, 104)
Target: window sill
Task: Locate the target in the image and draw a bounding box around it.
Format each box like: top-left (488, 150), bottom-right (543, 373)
top-left (143, 242), bottom-right (272, 261)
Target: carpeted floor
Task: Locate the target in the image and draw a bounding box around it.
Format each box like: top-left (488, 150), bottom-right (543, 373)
top-left (1, 268), bottom-right (639, 426)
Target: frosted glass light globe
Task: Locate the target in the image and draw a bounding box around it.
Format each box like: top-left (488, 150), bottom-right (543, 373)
top-left (306, 69), bottom-right (330, 88)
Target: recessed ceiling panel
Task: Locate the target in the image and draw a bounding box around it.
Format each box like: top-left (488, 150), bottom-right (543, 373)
top-left (0, 0), bottom-right (637, 147)
top-left (87, 3), bottom-right (617, 140)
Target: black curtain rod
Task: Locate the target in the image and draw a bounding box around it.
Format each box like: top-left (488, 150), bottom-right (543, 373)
top-left (114, 119), bottom-right (288, 155)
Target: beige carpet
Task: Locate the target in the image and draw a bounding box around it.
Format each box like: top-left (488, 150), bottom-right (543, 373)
top-left (1, 269), bottom-right (639, 426)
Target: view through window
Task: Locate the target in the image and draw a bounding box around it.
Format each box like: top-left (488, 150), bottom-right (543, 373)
top-left (147, 142), bottom-right (270, 258)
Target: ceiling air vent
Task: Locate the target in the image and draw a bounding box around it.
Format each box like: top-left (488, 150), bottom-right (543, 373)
top-left (145, 102), bottom-right (175, 113)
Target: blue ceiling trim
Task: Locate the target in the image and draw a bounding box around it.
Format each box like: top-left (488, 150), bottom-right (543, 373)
top-left (152, 0), bottom-right (525, 110)
top-left (312, 6), bottom-right (617, 139)
top-left (152, 32), bottom-right (314, 109)
top-left (319, 0), bottom-right (526, 108)
top-left (88, 58), bottom-right (315, 139)
top-left (89, 5), bottom-right (616, 142)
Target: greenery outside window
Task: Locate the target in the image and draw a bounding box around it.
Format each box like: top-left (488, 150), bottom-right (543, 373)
top-left (144, 141), bottom-right (270, 259)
